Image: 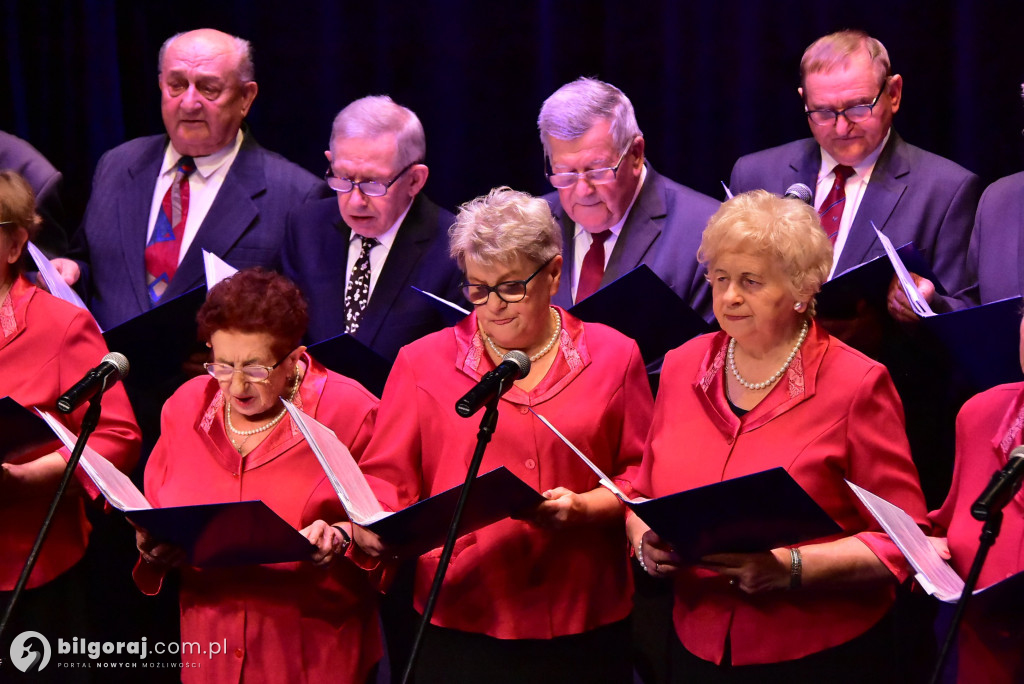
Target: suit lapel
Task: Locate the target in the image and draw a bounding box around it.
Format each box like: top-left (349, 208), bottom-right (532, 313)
top-left (835, 134), bottom-right (908, 273)
top-left (165, 135), bottom-right (262, 299)
top-left (355, 196), bottom-right (431, 346)
top-left (604, 166), bottom-right (664, 285)
top-left (121, 140), bottom-right (166, 312)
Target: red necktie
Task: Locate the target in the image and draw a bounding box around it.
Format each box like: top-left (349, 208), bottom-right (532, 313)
top-left (818, 164), bottom-right (853, 244)
top-left (145, 156), bottom-right (195, 303)
top-left (576, 230), bottom-right (612, 302)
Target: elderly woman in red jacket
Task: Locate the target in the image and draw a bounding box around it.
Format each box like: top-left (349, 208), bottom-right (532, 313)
top-left (352, 187), bottom-right (654, 683)
top-left (133, 269), bottom-right (380, 683)
top-left (0, 171), bottom-right (141, 678)
top-left (627, 190), bottom-right (928, 683)
top-left (928, 313), bottom-right (1024, 683)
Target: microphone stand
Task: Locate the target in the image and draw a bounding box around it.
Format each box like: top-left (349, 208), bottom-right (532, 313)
top-left (928, 510), bottom-right (1002, 684)
top-left (0, 393), bottom-right (104, 661)
top-left (400, 389), bottom-right (503, 684)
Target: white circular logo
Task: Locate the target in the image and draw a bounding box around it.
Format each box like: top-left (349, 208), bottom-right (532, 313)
top-left (9, 631), bottom-right (51, 672)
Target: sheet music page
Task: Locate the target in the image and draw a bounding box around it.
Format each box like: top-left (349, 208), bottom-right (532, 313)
top-left (411, 286), bottom-right (470, 315)
top-left (870, 222), bottom-right (935, 317)
top-left (282, 401), bottom-right (389, 524)
top-left (721, 181), bottom-right (734, 199)
top-left (27, 241), bottom-right (90, 313)
top-left (202, 250), bottom-right (238, 291)
top-left (530, 410), bottom-right (646, 502)
top-left (36, 409), bottom-right (152, 511)
top-left (846, 480), bottom-right (963, 601)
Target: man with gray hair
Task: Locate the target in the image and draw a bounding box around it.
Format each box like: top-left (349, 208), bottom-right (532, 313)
top-left (281, 95), bottom-right (461, 359)
top-left (538, 77), bottom-right (719, 318)
top-left (52, 27), bottom-right (325, 330)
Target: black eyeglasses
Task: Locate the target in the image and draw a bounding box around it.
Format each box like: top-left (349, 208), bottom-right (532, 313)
top-left (0, 221), bottom-right (16, 228)
top-left (204, 349), bottom-right (293, 383)
top-left (325, 161), bottom-right (420, 197)
top-left (805, 80), bottom-right (888, 126)
top-left (546, 140), bottom-right (635, 189)
top-left (460, 258), bottom-right (553, 306)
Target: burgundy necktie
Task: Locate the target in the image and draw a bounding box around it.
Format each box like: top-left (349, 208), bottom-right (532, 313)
top-left (576, 230), bottom-right (612, 302)
top-left (145, 156), bottom-right (195, 303)
top-left (818, 164), bottom-right (854, 244)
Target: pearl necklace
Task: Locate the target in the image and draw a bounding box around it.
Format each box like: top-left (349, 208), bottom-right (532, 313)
top-left (226, 371), bottom-right (301, 451)
top-left (482, 307), bottom-right (562, 362)
top-left (728, 321), bottom-right (809, 391)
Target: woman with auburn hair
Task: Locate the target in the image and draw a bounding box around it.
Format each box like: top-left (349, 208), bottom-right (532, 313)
top-left (133, 268), bottom-right (381, 683)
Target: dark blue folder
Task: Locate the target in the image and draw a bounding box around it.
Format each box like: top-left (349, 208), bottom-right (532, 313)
top-left (127, 500), bottom-right (314, 568)
top-left (628, 467), bottom-right (841, 560)
top-left (0, 397), bottom-right (59, 463)
top-left (569, 265), bottom-right (711, 365)
top-left (365, 466), bottom-right (545, 557)
top-left (818, 243), bottom-right (941, 318)
top-left (308, 333), bottom-right (392, 398)
top-left (921, 296), bottom-right (1024, 391)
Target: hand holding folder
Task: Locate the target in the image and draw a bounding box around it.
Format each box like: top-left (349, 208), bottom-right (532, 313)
top-left (36, 410), bottom-right (315, 568)
top-left (283, 400), bottom-right (545, 558)
top-left (533, 411), bottom-right (841, 560)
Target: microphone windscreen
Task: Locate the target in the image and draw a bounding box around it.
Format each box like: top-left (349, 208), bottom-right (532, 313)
top-left (102, 352), bottom-right (130, 379)
top-left (784, 183), bottom-right (813, 204)
top-left (502, 350), bottom-right (531, 379)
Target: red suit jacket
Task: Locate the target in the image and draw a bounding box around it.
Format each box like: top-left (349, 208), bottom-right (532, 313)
top-left (931, 382), bottom-right (1024, 684)
top-left (628, 322), bottom-right (928, 665)
top-left (0, 276), bottom-right (140, 589)
top-left (358, 308), bottom-right (654, 639)
top-left (134, 357), bottom-right (380, 684)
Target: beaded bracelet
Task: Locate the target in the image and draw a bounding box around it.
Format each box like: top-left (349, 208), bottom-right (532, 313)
top-left (789, 547), bottom-right (802, 590)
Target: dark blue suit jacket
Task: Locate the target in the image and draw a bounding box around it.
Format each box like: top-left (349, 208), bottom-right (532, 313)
top-left (729, 131), bottom-right (981, 302)
top-left (962, 172), bottom-right (1024, 305)
top-left (280, 194), bottom-right (462, 360)
top-left (545, 164), bottom-right (720, 321)
top-left (70, 132), bottom-right (326, 330)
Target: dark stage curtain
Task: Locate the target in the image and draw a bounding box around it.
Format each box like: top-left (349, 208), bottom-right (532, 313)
top-left (2, 0), bottom-right (1023, 232)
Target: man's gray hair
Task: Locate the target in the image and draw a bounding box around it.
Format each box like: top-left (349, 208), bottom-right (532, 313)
top-left (537, 77), bottom-right (642, 157)
top-left (330, 96), bottom-right (426, 169)
top-left (158, 30), bottom-right (255, 83)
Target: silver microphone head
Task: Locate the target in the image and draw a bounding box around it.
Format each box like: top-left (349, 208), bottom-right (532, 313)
top-left (502, 350), bottom-right (531, 380)
top-left (102, 352), bottom-right (130, 380)
top-left (784, 183), bottom-right (813, 204)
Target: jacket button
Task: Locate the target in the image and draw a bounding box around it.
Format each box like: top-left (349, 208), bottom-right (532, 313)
top-left (525, 459), bottom-right (536, 469)
top-left (520, 406), bottom-right (529, 415)
top-left (234, 648), bottom-right (244, 658)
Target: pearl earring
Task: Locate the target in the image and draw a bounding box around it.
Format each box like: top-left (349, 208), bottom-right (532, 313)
top-left (794, 302), bottom-right (804, 311)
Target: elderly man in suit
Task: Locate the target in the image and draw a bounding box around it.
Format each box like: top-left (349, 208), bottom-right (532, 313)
top-left (729, 30), bottom-right (980, 319)
top-left (280, 95), bottom-right (461, 360)
top-left (52, 28), bottom-right (324, 330)
top-left (538, 77), bottom-right (720, 320)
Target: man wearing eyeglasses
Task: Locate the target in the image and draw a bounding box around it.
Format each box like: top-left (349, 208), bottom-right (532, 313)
top-left (280, 95), bottom-right (461, 359)
top-left (538, 77), bottom-right (719, 319)
top-left (729, 29), bottom-right (980, 312)
top-left (49, 28), bottom-right (326, 331)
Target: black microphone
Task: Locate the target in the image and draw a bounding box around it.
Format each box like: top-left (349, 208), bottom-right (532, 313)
top-left (783, 183), bottom-right (813, 204)
top-left (971, 446), bottom-right (1024, 521)
top-left (455, 350), bottom-right (531, 418)
top-left (56, 352), bottom-right (130, 414)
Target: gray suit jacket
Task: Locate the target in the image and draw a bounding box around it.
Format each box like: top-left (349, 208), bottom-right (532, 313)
top-left (729, 131), bottom-right (981, 302)
top-left (962, 171), bottom-right (1024, 305)
top-left (70, 131), bottom-right (326, 330)
top-left (545, 164), bottom-right (720, 320)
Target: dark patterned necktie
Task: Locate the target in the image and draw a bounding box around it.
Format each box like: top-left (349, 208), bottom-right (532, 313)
top-left (145, 156), bottom-right (195, 303)
top-left (345, 236), bottom-right (379, 334)
top-left (576, 229), bottom-right (612, 302)
top-left (818, 164), bottom-right (854, 244)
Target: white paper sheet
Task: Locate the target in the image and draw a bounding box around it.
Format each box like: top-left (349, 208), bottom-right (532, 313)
top-left (871, 222), bottom-right (934, 317)
top-left (36, 409), bottom-right (152, 511)
top-left (27, 241), bottom-right (89, 313)
top-left (202, 250), bottom-right (238, 291)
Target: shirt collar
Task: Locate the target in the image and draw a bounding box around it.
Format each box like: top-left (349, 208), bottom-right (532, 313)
top-left (163, 129), bottom-right (244, 179)
top-left (818, 128), bottom-right (891, 180)
top-left (348, 199), bottom-right (412, 251)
